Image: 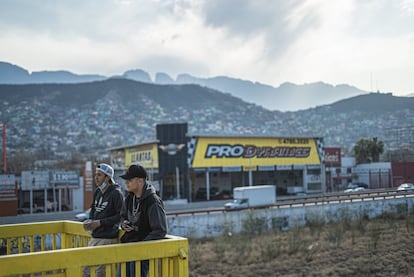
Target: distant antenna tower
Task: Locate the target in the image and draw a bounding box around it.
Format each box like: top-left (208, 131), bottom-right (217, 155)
top-left (370, 72), bottom-right (373, 92)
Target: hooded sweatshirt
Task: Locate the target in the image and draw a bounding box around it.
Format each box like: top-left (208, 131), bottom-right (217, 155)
top-left (120, 183), bottom-right (167, 243)
top-left (90, 183), bottom-right (124, 239)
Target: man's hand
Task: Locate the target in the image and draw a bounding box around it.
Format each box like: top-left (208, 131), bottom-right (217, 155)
top-left (83, 219), bottom-right (101, 232)
top-left (88, 220), bottom-right (101, 230)
top-left (121, 220), bottom-right (134, 232)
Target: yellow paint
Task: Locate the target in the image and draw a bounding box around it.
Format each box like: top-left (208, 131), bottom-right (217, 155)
top-left (124, 143), bottom-right (159, 169)
top-left (191, 137), bottom-right (321, 168)
top-left (0, 221), bottom-right (188, 277)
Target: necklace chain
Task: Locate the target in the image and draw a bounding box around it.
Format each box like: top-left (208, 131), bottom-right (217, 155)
top-left (132, 196), bottom-right (139, 217)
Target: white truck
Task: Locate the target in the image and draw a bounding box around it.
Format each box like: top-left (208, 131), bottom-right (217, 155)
top-left (224, 185), bottom-right (276, 209)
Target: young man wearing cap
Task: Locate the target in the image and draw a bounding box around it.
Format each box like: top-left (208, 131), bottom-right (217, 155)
top-left (83, 163), bottom-right (124, 277)
top-left (118, 164), bottom-right (167, 277)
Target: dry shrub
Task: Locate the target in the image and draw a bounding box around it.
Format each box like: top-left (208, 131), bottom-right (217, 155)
top-left (189, 212), bottom-right (414, 277)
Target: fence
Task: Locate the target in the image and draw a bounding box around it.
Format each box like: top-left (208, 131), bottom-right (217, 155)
top-left (166, 189), bottom-right (414, 238)
top-left (0, 220), bottom-right (188, 277)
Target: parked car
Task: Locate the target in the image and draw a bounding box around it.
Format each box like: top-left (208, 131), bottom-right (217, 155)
top-left (75, 209), bottom-right (90, 221)
top-left (211, 190), bottom-right (232, 200)
top-left (397, 183), bottom-right (414, 192)
top-left (18, 203), bottom-right (44, 214)
top-left (195, 187), bottom-right (220, 200)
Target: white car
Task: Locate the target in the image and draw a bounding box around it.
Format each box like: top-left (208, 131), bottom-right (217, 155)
top-left (224, 199), bottom-right (249, 209)
top-left (344, 187), bottom-right (365, 193)
top-left (347, 182), bottom-right (368, 189)
top-left (397, 183), bottom-right (414, 192)
top-left (75, 208), bottom-right (90, 221)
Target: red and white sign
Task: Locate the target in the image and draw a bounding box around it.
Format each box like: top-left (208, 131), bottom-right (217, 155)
top-left (324, 148), bottom-right (341, 167)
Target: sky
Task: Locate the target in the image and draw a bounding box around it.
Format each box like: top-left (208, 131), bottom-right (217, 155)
top-left (1, 0), bottom-right (414, 95)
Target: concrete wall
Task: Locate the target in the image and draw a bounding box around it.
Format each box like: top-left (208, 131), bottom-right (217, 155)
top-left (167, 196), bottom-right (414, 238)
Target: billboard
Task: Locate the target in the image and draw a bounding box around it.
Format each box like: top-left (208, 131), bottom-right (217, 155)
top-left (188, 136), bottom-right (323, 169)
top-left (124, 143), bottom-right (159, 170)
top-left (156, 123), bottom-right (189, 199)
top-left (21, 171), bottom-right (49, 190)
top-left (156, 123), bottom-right (188, 175)
top-left (50, 170), bottom-right (79, 187)
top-left (324, 147), bottom-right (342, 167)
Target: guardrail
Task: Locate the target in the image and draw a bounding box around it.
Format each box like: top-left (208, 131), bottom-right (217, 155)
top-left (0, 220), bottom-right (188, 277)
top-left (166, 188), bottom-right (414, 216)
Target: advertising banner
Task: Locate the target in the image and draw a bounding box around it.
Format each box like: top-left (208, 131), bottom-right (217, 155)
top-left (324, 147), bottom-right (341, 167)
top-left (21, 171), bottom-right (49, 190)
top-left (156, 123), bottom-right (188, 176)
top-left (125, 143), bottom-right (159, 169)
top-left (189, 137), bottom-right (323, 168)
top-left (50, 170), bottom-right (79, 187)
top-left (156, 123), bottom-right (189, 199)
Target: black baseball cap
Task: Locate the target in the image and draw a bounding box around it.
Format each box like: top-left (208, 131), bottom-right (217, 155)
top-left (120, 164), bottom-right (147, 180)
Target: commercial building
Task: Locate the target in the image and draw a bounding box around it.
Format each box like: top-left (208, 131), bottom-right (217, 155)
top-left (1, 123), bottom-right (414, 217)
top-left (109, 123), bottom-right (326, 201)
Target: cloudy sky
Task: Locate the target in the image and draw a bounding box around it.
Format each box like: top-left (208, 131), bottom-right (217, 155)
top-left (1, 0), bottom-right (414, 95)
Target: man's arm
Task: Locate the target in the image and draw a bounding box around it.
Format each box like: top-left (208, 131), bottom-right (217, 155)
top-left (143, 201), bottom-right (167, 241)
top-left (100, 190), bottom-right (124, 227)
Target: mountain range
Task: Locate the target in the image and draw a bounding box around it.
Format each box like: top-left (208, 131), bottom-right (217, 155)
top-left (0, 74), bottom-right (413, 171)
top-left (0, 61), bottom-right (391, 111)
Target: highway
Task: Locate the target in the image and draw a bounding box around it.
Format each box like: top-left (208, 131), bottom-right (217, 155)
top-left (1, 189), bottom-right (410, 225)
top-left (0, 200), bottom-right (229, 225)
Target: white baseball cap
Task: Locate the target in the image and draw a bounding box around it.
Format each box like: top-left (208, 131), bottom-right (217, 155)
top-left (96, 163), bottom-right (115, 183)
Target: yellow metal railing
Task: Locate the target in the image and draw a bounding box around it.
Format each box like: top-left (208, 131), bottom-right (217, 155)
top-left (0, 220), bottom-right (188, 277)
top-left (0, 221), bottom-right (90, 254)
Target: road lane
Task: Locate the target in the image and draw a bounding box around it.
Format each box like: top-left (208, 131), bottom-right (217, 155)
top-left (0, 200), bottom-right (230, 225)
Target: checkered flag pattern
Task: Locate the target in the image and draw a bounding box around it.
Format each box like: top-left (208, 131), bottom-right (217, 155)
top-left (315, 138), bottom-right (325, 163)
top-left (187, 137), bottom-right (198, 168)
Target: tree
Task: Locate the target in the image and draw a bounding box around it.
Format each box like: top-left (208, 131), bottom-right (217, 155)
top-left (370, 137), bottom-right (384, 162)
top-left (353, 137), bottom-right (384, 164)
top-left (354, 139), bottom-right (371, 163)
